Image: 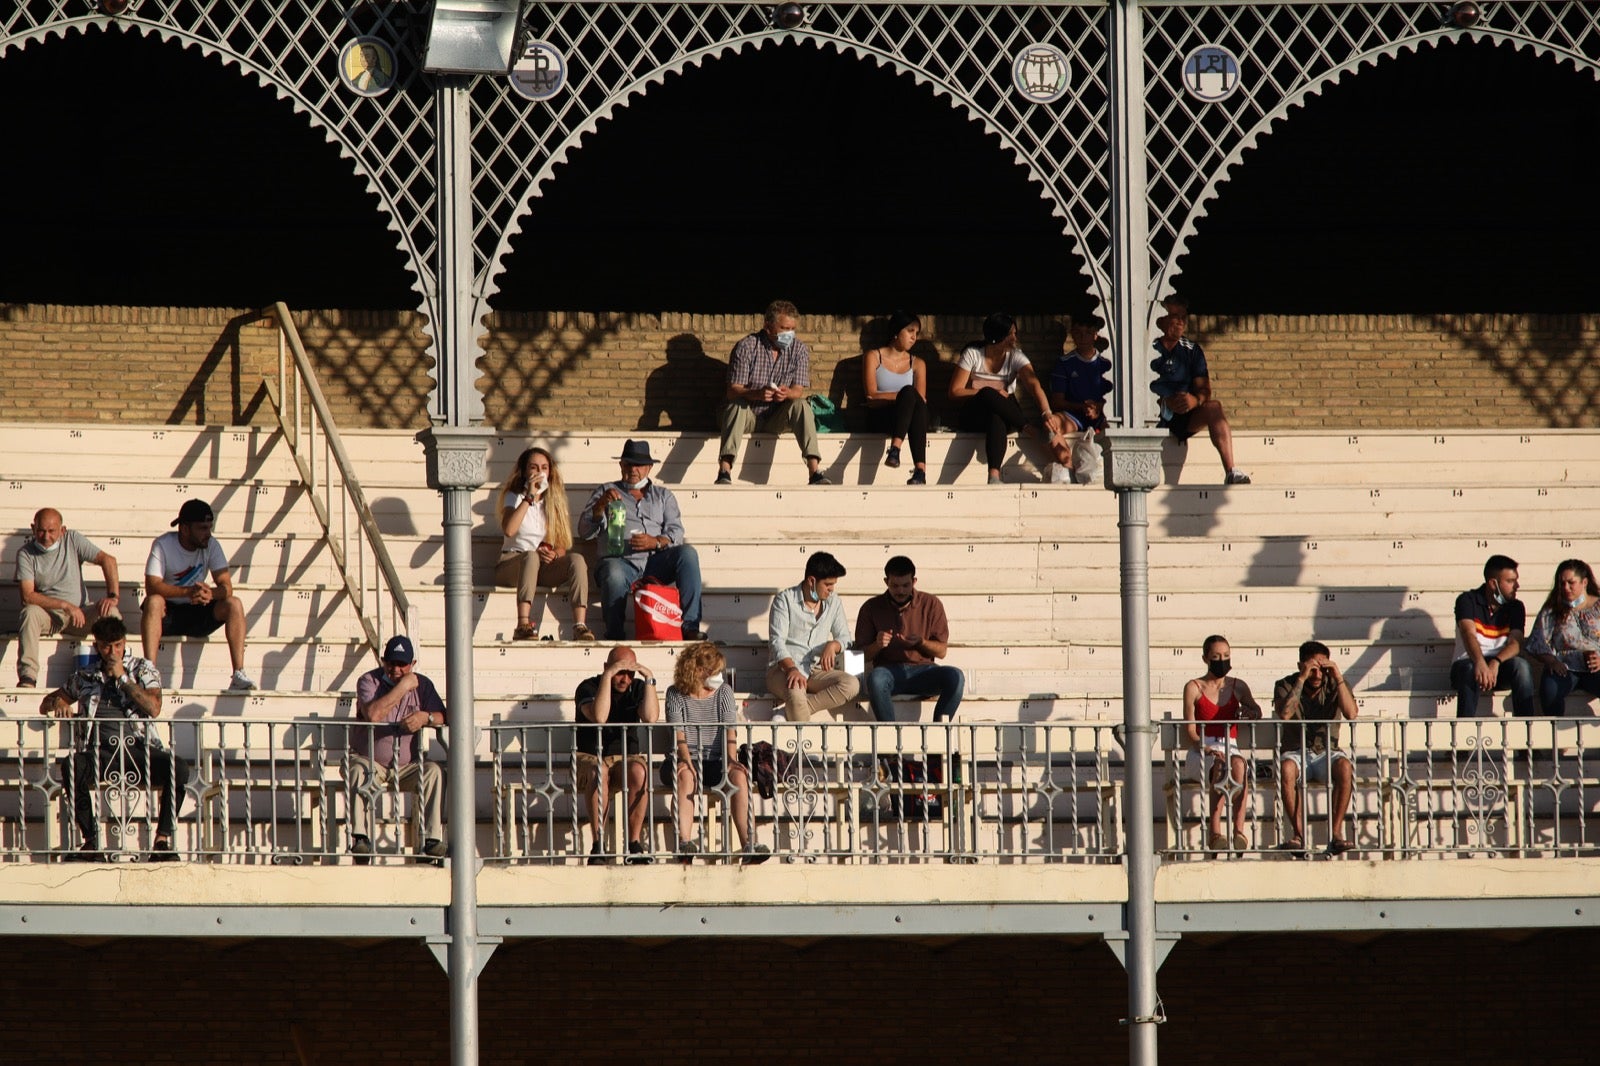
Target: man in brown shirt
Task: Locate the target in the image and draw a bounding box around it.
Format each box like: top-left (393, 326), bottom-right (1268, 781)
top-left (854, 556), bottom-right (965, 722)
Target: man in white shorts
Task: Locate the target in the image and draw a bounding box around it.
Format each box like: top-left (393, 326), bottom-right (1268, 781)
top-left (1273, 640), bottom-right (1358, 857)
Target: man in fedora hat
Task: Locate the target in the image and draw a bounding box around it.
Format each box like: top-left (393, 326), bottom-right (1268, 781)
top-left (577, 439), bottom-right (703, 641)
top-left (141, 499), bottom-right (254, 691)
top-left (715, 298), bottom-right (829, 486)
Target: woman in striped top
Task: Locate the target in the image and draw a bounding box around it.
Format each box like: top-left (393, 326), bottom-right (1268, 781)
top-left (664, 641), bottom-right (769, 863)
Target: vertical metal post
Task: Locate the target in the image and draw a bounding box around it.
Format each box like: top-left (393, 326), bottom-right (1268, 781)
top-left (431, 79), bottom-right (487, 429)
top-left (1103, 3), bottom-right (1163, 1054)
top-left (1103, 428), bottom-right (1166, 1066)
top-left (1106, 0), bottom-right (1153, 431)
top-left (426, 70), bottom-right (494, 1066)
top-left (420, 427), bottom-right (495, 1066)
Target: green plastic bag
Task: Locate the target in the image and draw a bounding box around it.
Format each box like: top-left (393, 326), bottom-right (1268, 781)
top-left (808, 394), bottom-right (847, 434)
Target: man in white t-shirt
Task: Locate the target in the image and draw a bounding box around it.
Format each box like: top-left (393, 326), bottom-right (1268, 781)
top-left (141, 499), bottom-right (254, 691)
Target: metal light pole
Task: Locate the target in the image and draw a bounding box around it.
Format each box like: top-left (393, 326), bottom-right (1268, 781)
top-left (1105, 1), bottom-right (1165, 1063)
top-left (420, 76), bottom-right (497, 1066)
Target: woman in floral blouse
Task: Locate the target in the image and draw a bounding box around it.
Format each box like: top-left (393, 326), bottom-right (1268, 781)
top-left (1525, 558), bottom-right (1600, 716)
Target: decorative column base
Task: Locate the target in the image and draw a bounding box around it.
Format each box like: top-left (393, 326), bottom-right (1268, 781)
top-left (1100, 427), bottom-right (1166, 493)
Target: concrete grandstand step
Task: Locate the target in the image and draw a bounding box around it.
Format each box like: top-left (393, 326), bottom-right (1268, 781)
top-left (323, 428), bottom-right (1600, 489)
top-left (11, 471), bottom-right (1600, 549)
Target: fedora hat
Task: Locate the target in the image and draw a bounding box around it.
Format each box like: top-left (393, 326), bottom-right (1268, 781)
top-left (615, 439), bottom-right (658, 465)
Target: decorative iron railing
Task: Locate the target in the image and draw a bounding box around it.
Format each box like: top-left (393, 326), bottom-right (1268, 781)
top-left (0, 715), bottom-right (1591, 865)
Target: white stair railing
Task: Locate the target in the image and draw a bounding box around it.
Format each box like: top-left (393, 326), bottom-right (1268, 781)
top-left (258, 301), bottom-right (416, 659)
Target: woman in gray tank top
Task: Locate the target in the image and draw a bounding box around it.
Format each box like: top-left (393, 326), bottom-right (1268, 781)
top-left (860, 310), bottom-right (931, 485)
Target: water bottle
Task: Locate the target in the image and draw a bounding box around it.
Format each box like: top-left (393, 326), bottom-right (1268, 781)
top-left (74, 640), bottom-right (95, 672)
top-left (605, 496), bottom-right (627, 556)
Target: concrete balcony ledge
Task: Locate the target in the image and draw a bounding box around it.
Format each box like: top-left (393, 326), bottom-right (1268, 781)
top-left (0, 859), bottom-right (1594, 940)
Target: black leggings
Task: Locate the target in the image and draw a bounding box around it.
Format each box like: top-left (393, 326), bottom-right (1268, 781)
top-left (959, 389), bottom-right (1029, 469)
top-left (867, 386), bottom-right (928, 465)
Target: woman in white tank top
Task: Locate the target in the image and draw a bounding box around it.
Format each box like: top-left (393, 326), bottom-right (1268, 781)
top-left (494, 447), bottom-right (594, 641)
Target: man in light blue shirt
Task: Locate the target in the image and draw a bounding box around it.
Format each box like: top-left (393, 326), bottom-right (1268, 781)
top-left (765, 552), bottom-right (859, 721)
top-left (577, 440), bottom-right (703, 641)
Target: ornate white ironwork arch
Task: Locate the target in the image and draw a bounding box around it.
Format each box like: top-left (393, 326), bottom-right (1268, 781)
top-left (467, 2), bottom-right (1115, 326)
top-left (473, 28), bottom-right (1108, 325)
top-left (1142, 1), bottom-right (1600, 322)
top-left (0, 9), bottom-right (436, 313)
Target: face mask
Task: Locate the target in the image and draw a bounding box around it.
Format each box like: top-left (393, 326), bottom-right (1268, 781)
top-left (775, 330), bottom-right (796, 350)
top-left (1492, 589), bottom-right (1506, 606)
top-left (705, 672), bottom-right (724, 692)
top-left (1569, 597), bottom-right (1586, 609)
top-left (1207, 659), bottom-right (1232, 678)
top-left (35, 536), bottom-right (61, 553)
top-left (622, 476), bottom-right (650, 490)
top-left (805, 582), bottom-right (820, 603)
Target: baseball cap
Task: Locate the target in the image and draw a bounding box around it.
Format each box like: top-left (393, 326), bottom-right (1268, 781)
top-left (382, 635), bottom-right (415, 664)
top-left (172, 499), bottom-right (216, 527)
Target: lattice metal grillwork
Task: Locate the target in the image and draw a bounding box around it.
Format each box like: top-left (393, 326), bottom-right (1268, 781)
top-left (6, 1), bottom-right (1600, 410)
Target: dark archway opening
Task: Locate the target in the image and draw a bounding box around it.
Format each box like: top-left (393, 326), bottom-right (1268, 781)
top-left (1175, 38), bottom-right (1600, 313)
top-left (494, 42), bottom-right (1093, 315)
top-left (0, 30), bottom-right (414, 308)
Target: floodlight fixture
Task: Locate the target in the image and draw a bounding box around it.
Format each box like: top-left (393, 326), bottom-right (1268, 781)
top-left (422, 0), bottom-right (526, 76)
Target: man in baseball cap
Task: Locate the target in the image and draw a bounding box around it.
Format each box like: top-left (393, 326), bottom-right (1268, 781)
top-left (344, 634), bottom-right (449, 864)
top-left (141, 499), bottom-right (253, 690)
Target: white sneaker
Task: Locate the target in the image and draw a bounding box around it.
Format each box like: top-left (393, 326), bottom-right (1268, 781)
top-left (1225, 469), bottom-right (1252, 485)
top-left (228, 670), bottom-right (257, 691)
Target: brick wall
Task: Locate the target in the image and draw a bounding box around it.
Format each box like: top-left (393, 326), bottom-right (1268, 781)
top-left (4, 304), bottom-right (1598, 432)
top-left (0, 930), bottom-right (1590, 1062)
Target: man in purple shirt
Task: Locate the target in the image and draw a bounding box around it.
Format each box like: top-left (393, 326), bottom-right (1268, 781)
top-left (346, 635), bottom-right (448, 864)
top-left (716, 299), bottom-right (829, 486)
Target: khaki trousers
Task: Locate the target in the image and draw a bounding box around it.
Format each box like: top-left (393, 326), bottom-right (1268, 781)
top-left (718, 398), bottom-right (821, 464)
top-left (494, 550), bottom-right (589, 610)
top-left (765, 663), bottom-right (860, 722)
top-left (18, 603), bottom-right (121, 683)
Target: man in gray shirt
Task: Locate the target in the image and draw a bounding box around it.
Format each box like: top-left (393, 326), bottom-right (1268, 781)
top-left (15, 508), bottom-right (121, 688)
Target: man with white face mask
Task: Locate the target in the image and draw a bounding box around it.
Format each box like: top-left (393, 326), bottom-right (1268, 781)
top-left (715, 298), bottom-right (829, 486)
top-left (1449, 553), bottom-right (1535, 717)
top-left (15, 508), bottom-right (121, 688)
top-left (578, 439), bottom-right (703, 641)
top-left (766, 552), bottom-right (859, 721)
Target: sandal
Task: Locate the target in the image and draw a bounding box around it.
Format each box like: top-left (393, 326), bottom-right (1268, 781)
top-left (1277, 839), bottom-right (1308, 859)
top-left (572, 623), bottom-right (596, 643)
top-left (1325, 838), bottom-right (1354, 857)
top-left (512, 623), bottom-right (537, 641)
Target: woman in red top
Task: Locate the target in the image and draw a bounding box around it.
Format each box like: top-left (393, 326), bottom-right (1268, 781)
top-left (1182, 634), bottom-right (1263, 852)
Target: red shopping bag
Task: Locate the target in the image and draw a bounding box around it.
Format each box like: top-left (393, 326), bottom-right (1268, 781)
top-left (632, 578), bottom-right (683, 641)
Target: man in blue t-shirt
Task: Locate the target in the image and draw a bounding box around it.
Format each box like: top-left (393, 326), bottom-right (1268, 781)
top-left (1149, 299), bottom-right (1250, 485)
top-left (1049, 314), bottom-right (1113, 432)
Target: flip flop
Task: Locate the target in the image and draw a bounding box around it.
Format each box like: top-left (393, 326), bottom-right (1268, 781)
top-left (1325, 838), bottom-right (1355, 857)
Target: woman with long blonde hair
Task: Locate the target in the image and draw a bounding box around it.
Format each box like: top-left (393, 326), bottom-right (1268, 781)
top-left (495, 446), bottom-right (594, 641)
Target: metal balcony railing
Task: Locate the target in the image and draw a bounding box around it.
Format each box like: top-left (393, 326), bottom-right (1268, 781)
top-left (0, 716), bottom-right (1592, 866)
